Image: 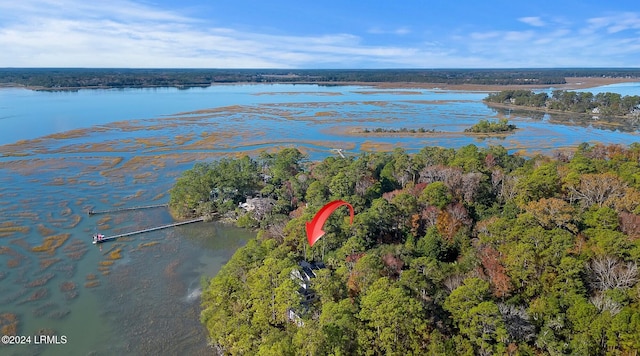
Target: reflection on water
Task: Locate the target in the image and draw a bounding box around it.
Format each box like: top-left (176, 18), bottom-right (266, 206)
top-left (95, 223), bottom-right (254, 355)
top-left (0, 83), bottom-right (638, 354)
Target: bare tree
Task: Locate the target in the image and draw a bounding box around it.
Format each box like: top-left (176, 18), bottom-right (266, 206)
top-left (461, 172), bottom-right (483, 203)
top-left (355, 175), bottom-right (375, 196)
top-left (491, 169), bottom-right (504, 193)
top-left (567, 173), bottom-right (627, 207)
top-left (443, 274), bottom-right (466, 293)
top-left (421, 205), bottom-right (439, 227)
top-left (418, 165), bottom-right (441, 184)
top-left (447, 203), bottom-right (472, 228)
top-left (418, 165), bottom-right (463, 193)
top-left (499, 174), bottom-right (520, 203)
top-left (498, 303), bottom-right (536, 342)
top-left (590, 293), bottom-right (622, 315)
top-left (588, 256), bottom-right (638, 291)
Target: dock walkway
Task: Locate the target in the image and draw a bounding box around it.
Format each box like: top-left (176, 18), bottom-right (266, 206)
top-left (88, 204), bottom-right (168, 215)
top-left (93, 218), bottom-right (204, 244)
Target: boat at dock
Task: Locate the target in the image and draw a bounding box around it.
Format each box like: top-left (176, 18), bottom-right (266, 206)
top-left (92, 233), bottom-right (105, 244)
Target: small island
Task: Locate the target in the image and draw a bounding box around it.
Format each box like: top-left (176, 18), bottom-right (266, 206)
top-left (464, 118), bottom-right (517, 133)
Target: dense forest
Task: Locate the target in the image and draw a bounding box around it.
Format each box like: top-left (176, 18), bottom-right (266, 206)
top-left (169, 143), bottom-right (640, 355)
top-left (485, 90), bottom-right (640, 118)
top-left (2, 68), bottom-right (640, 89)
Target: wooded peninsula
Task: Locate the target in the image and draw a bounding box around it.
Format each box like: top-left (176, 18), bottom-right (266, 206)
top-left (485, 90), bottom-right (640, 118)
top-left (169, 143), bottom-right (640, 355)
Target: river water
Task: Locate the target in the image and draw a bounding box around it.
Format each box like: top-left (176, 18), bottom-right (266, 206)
top-left (0, 83), bottom-right (638, 355)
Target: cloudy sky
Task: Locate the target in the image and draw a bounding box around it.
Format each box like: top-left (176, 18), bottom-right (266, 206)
top-left (1, 0), bottom-right (639, 68)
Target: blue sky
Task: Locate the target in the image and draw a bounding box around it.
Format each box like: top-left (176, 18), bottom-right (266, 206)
top-left (1, 0), bottom-right (639, 68)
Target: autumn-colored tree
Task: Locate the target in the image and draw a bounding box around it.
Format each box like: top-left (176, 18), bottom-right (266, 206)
top-left (525, 197), bottom-right (577, 232)
top-left (436, 210), bottom-right (458, 241)
top-left (435, 203), bottom-right (472, 242)
top-left (480, 246), bottom-right (512, 298)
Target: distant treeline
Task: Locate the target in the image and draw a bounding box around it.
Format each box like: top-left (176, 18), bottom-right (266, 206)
top-left (1, 68), bottom-right (640, 89)
top-left (485, 90), bottom-right (640, 117)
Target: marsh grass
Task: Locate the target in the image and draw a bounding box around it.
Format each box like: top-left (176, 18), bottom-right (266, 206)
top-left (39, 258), bottom-right (62, 271)
top-left (97, 216), bottom-right (111, 226)
top-left (26, 273), bottom-right (54, 288)
top-left (84, 280), bottom-right (100, 288)
top-left (0, 313), bottom-right (19, 335)
top-left (31, 234), bottom-right (70, 255)
top-left (37, 224), bottom-right (56, 237)
top-left (151, 193), bottom-right (166, 201)
top-left (108, 248), bottom-right (122, 260)
top-left (63, 240), bottom-right (88, 261)
top-left (137, 241), bottom-right (160, 249)
top-left (0, 222), bottom-right (30, 237)
top-left (359, 141), bottom-right (397, 151)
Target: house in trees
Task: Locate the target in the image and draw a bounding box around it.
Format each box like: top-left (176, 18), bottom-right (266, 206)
top-left (287, 307), bottom-right (306, 327)
top-left (238, 197), bottom-right (276, 219)
top-left (290, 260), bottom-right (325, 302)
top-left (287, 260), bottom-right (325, 326)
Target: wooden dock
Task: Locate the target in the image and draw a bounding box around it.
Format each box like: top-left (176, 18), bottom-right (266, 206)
top-left (88, 204), bottom-right (168, 215)
top-left (331, 148), bottom-right (346, 158)
top-left (93, 218), bottom-right (204, 244)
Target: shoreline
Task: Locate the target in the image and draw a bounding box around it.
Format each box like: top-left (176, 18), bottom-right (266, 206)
top-left (484, 101), bottom-right (638, 122)
top-left (2, 76), bottom-right (638, 92)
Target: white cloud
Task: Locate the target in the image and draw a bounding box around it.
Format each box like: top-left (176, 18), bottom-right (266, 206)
top-left (503, 30), bottom-right (534, 41)
top-left (1, 1), bottom-right (640, 68)
top-left (470, 31), bottom-right (501, 40)
top-left (586, 12), bottom-right (640, 34)
top-left (368, 26), bottom-right (411, 35)
top-left (519, 16), bottom-right (545, 27)
top-left (0, 0), bottom-right (376, 67)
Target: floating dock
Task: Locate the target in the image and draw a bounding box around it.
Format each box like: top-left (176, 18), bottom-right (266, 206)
top-left (93, 217), bottom-right (204, 244)
top-left (88, 204), bottom-right (168, 215)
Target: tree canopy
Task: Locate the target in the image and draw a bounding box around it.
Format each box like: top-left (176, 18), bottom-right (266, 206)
top-left (178, 143), bottom-right (640, 355)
